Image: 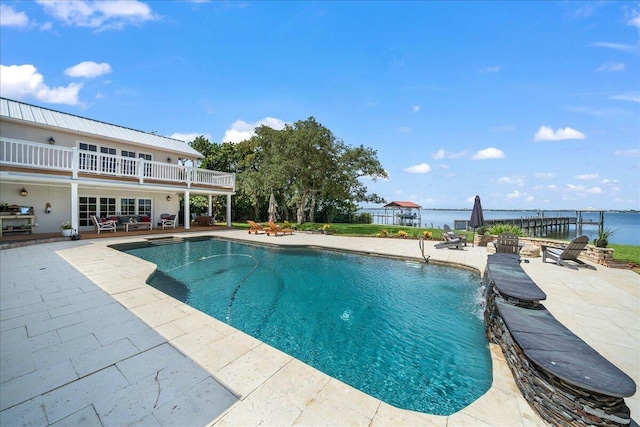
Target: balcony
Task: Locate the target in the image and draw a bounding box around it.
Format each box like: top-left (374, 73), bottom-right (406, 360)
top-left (0, 137), bottom-right (235, 191)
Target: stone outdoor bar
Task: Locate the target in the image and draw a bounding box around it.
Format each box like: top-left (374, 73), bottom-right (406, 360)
top-left (483, 253), bottom-right (636, 426)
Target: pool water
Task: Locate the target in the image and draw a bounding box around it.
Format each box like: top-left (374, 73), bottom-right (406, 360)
top-left (117, 237), bottom-right (492, 415)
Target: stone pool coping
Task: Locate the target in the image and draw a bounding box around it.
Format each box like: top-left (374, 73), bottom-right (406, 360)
top-left (1, 228), bottom-right (637, 426)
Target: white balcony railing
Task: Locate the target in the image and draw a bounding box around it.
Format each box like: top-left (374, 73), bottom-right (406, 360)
top-left (0, 137), bottom-right (235, 190)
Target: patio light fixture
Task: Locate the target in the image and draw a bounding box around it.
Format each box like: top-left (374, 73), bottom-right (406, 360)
top-left (20, 188), bottom-right (28, 197)
top-left (167, 157), bottom-right (172, 163)
top-left (48, 137), bottom-right (55, 145)
top-left (166, 195), bottom-right (172, 201)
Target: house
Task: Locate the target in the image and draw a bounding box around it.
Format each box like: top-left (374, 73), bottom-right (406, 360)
top-left (0, 97), bottom-right (235, 236)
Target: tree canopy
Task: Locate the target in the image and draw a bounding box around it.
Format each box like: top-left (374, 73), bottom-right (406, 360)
top-left (190, 117), bottom-right (387, 223)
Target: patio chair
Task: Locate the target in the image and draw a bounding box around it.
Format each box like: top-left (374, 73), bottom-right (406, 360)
top-left (161, 215), bottom-right (177, 229)
top-left (444, 224), bottom-right (468, 246)
top-left (435, 232), bottom-right (465, 250)
top-left (266, 221), bottom-right (294, 236)
top-left (542, 235), bottom-right (594, 270)
top-left (91, 215), bottom-right (116, 234)
top-left (157, 213), bottom-right (171, 227)
top-left (247, 220), bottom-right (267, 234)
top-left (495, 232), bottom-right (520, 255)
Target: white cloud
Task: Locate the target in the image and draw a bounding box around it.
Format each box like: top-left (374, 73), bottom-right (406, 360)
top-left (0, 64), bottom-right (82, 105)
top-left (535, 172), bottom-right (557, 179)
top-left (36, 0), bottom-right (156, 30)
top-left (575, 173), bottom-right (599, 180)
top-left (591, 42), bottom-right (640, 54)
top-left (587, 186), bottom-right (603, 194)
top-left (610, 92), bottom-right (640, 103)
top-left (506, 190), bottom-right (524, 199)
top-left (491, 124), bottom-right (516, 132)
top-left (432, 148), bottom-right (470, 159)
top-left (412, 105), bottom-right (420, 113)
top-left (478, 65), bottom-right (501, 73)
top-left (597, 62), bottom-right (624, 72)
top-left (471, 147), bottom-right (505, 160)
top-left (613, 149), bottom-right (640, 157)
top-left (64, 61), bottom-right (112, 78)
top-left (170, 132), bottom-right (211, 143)
top-left (497, 176), bottom-right (525, 187)
top-left (222, 117), bottom-right (286, 143)
top-left (566, 184), bottom-right (585, 192)
top-left (533, 125), bottom-right (586, 141)
top-left (0, 5), bottom-right (30, 27)
top-left (627, 9), bottom-right (640, 28)
top-left (404, 163), bottom-right (432, 174)
top-left (547, 184), bottom-right (558, 191)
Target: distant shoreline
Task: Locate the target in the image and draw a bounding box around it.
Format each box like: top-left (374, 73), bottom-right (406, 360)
top-left (359, 208), bottom-right (639, 213)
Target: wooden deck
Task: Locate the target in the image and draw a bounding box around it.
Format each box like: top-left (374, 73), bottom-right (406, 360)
top-left (0, 225), bottom-right (232, 249)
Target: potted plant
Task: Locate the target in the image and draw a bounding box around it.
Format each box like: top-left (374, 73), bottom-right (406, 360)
top-left (61, 221), bottom-right (73, 237)
top-left (593, 227), bottom-right (616, 248)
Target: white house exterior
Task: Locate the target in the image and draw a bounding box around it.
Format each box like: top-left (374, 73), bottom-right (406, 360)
top-left (0, 97), bottom-right (235, 236)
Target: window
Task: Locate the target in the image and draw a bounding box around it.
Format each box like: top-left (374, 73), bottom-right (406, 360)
top-left (101, 147), bottom-right (117, 173)
top-left (138, 198), bottom-right (152, 217)
top-left (121, 198), bottom-right (136, 215)
top-left (79, 196), bottom-right (97, 227)
top-left (121, 150), bottom-right (136, 175)
top-left (99, 198), bottom-right (117, 218)
top-left (139, 153), bottom-right (152, 177)
top-left (79, 143), bottom-right (97, 171)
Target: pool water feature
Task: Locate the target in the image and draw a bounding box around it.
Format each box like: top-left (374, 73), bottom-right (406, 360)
top-left (116, 237), bottom-right (492, 415)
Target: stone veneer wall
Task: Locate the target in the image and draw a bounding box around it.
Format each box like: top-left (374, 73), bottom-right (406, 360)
top-left (484, 282), bottom-right (632, 427)
top-left (482, 236), bottom-right (630, 269)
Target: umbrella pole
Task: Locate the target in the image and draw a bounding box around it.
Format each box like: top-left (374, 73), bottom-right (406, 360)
top-left (472, 228), bottom-right (475, 247)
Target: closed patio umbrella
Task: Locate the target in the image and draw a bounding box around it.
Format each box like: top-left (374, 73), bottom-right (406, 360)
top-left (469, 195), bottom-right (484, 247)
top-left (268, 193), bottom-right (277, 223)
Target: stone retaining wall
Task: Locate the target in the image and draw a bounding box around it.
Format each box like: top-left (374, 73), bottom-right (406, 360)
top-left (484, 284), bottom-right (632, 426)
top-left (483, 236), bottom-right (630, 269)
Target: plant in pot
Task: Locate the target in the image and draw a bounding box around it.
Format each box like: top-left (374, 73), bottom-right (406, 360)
top-left (61, 221), bottom-right (73, 237)
top-left (593, 227), bottom-right (616, 248)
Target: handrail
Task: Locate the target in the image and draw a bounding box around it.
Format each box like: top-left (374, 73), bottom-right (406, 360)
top-left (0, 137), bottom-right (235, 190)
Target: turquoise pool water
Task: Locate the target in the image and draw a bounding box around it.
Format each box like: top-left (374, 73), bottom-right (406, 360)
top-left (115, 237), bottom-right (491, 415)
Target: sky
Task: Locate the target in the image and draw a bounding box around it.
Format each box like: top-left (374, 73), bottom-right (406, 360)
top-left (1, 1), bottom-right (639, 211)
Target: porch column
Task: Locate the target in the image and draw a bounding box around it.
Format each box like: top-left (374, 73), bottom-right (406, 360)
top-left (226, 194), bottom-right (232, 227)
top-left (184, 191), bottom-right (190, 229)
top-left (70, 182), bottom-right (78, 230)
top-left (207, 195), bottom-right (212, 218)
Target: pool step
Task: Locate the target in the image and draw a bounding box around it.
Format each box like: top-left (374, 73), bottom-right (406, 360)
top-left (147, 237), bottom-right (185, 246)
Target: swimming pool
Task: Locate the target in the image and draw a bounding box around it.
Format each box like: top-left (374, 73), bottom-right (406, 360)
top-left (115, 237), bottom-right (491, 415)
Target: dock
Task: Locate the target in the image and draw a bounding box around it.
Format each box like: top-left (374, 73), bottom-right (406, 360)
top-left (454, 210), bottom-right (605, 236)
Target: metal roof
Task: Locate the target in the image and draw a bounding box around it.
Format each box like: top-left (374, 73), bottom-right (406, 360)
top-left (0, 97), bottom-right (203, 158)
top-left (384, 201), bottom-right (422, 208)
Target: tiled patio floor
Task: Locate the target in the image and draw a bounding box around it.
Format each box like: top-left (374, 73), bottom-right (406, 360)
top-left (1, 229), bottom-right (638, 426)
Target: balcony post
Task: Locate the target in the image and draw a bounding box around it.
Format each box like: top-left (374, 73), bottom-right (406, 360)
top-left (138, 157), bottom-right (144, 184)
top-left (184, 191), bottom-right (190, 229)
top-left (71, 147), bottom-right (79, 179)
top-left (70, 182), bottom-right (79, 231)
top-left (226, 194), bottom-right (232, 227)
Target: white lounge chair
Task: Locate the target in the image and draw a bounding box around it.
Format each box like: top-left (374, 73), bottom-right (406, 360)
top-left (91, 215), bottom-right (116, 234)
top-left (161, 214), bottom-right (177, 229)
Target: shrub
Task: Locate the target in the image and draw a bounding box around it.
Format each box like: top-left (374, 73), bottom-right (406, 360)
top-left (397, 230), bottom-right (408, 238)
top-left (377, 229), bottom-right (389, 238)
top-left (354, 213), bottom-right (372, 224)
top-left (423, 230), bottom-right (432, 239)
top-left (487, 224), bottom-right (525, 236)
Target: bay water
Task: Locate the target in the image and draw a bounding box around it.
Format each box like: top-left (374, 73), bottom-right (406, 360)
top-left (357, 209), bottom-right (640, 246)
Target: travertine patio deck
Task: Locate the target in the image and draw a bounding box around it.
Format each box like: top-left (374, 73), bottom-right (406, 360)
top-left (1, 229), bottom-right (637, 426)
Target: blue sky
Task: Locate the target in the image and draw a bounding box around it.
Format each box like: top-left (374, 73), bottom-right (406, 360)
top-left (1, 1), bottom-right (639, 210)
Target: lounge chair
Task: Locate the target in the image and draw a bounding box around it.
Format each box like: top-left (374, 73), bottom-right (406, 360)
top-left (266, 221), bottom-right (294, 236)
top-left (542, 235), bottom-right (594, 270)
top-left (495, 232), bottom-right (520, 255)
top-left (91, 215), bottom-right (116, 234)
top-left (435, 231), bottom-right (465, 250)
top-left (247, 220), bottom-right (267, 234)
top-left (161, 215), bottom-right (176, 229)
